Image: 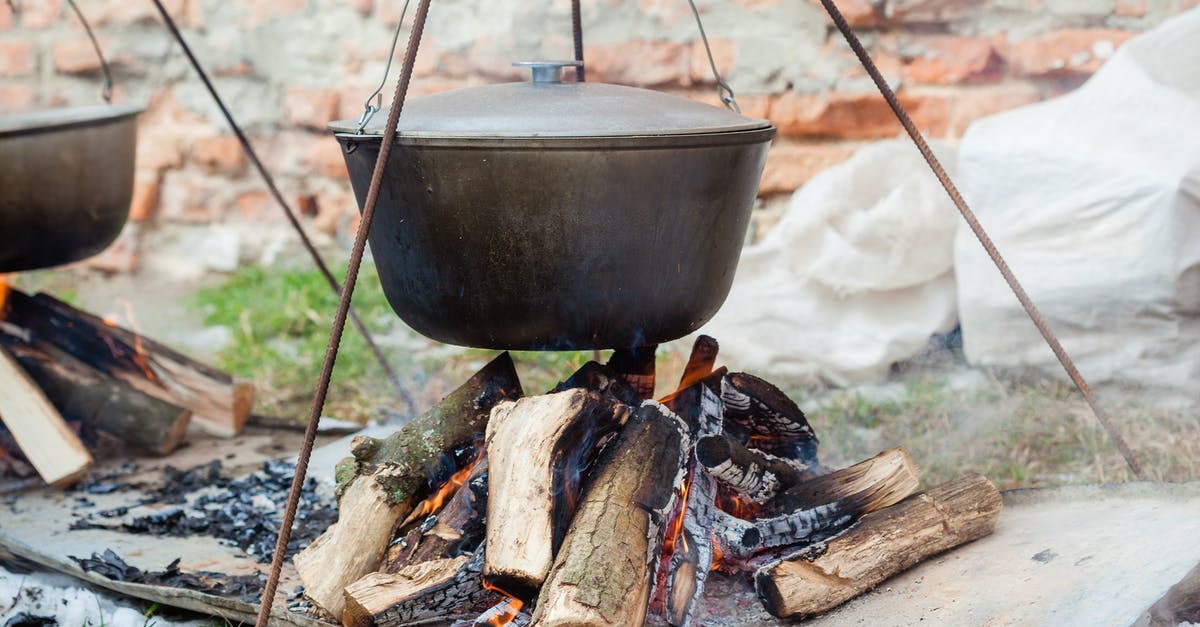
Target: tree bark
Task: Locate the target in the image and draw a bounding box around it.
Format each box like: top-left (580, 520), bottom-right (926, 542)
top-left (295, 352), bottom-right (521, 620)
top-left (484, 389), bottom-right (631, 599)
top-left (531, 403), bottom-right (688, 627)
top-left (754, 473), bottom-right (1002, 619)
top-left (343, 548), bottom-right (495, 627)
top-left (0, 329), bottom-right (191, 455)
top-left (719, 373), bottom-right (818, 463)
top-left (0, 345), bottom-right (92, 487)
top-left (3, 290), bottom-right (252, 438)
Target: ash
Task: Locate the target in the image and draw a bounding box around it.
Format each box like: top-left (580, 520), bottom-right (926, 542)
top-left (70, 459), bottom-right (336, 563)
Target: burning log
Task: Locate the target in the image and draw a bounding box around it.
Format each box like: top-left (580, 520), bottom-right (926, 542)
top-left (769, 446), bottom-right (919, 516)
top-left (0, 328), bottom-right (191, 455)
top-left (754, 473), bottom-right (1002, 620)
top-left (532, 403), bottom-right (688, 627)
top-left (694, 434), bottom-right (813, 504)
top-left (720, 373), bottom-right (818, 463)
top-left (463, 597), bottom-right (531, 626)
top-left (551, 361), bottom-right (640, 406)
top-left (483, 388), bottom-right (631, 598)
top-left (387, 456), bottom-right (489, 571)
top-left (0, 345), bottom-right (93, 487)
top-left (295, 353), bottom-right (522, 620)
top-left (2, 290), bottom-right (253, 438)
top-left (343, 548), bottom-right (495, 627)
top-left (607, 345), bottom-right (657, 400)
top-left (663, 385), bottom-right (723, 627)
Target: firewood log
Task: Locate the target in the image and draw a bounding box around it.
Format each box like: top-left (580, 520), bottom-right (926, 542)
top-left (769, 446), bottom-right (918, 516)
top-left (0, 345), bottom-right (93, 487)
top-left (343, 547), bottom-right (496, 627)
top-left (606, 345), bottom-right (657, 400)
top-left (295, 353), bottom-right (521, 620)
top-left (484, 389), bottom-right (631, 598)
top-left (0, 329), bottom-right (191, 455)
top-left (754, 473), bottom-right (1002, 619)
top-left (2, 290), bottom-right (253, 437)
top-left (694, 434), bottom-right (814, 504)
top-left (551, 361), bottom-right (640, 406)
top-left (386, 456), bottom-right (489, 571)
top-left (720, 373), bottom-right (818, 463)
top-left (531, 403), bottom-right (689, 627)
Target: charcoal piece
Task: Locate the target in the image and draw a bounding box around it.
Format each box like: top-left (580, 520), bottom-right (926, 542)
top-left (5, 613), bottom-right (57, 627)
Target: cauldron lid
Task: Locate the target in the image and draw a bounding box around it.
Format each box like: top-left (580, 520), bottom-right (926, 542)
top-left (0, 104), bottom-right (142, 138)
top-left (329, 61), bottom-right (771, 139)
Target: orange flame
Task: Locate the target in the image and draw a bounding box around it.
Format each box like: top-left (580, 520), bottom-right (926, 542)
top-left (662, 476), bottom-right (692, 555)
top-left (709, 532), bottom-right (725, 571)
top-left (102, 299), bottom-right (158, 382)
top-left (400, 445), bottom-right (485, 529)
top-left (480, 582), bottom-right (524, 626)
top-left (0, 275), bottom-right (9, 315)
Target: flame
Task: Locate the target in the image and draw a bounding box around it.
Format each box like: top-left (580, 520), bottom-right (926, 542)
top-left (480, 582), bottom-right (524, 626)
top-left (709, 532), bottom-right (725, 571)
top-left (0, 276), bottom-right (9, 314)
top-left (103, 299), bottom-right (158, 382)
top-left (401, 445), bottom-right (485, 529)
top-left (662, 476), bottom-right (692, 555)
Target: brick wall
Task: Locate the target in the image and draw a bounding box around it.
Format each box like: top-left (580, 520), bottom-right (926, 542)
top-left (2, 0), bottom-right (1195, 272)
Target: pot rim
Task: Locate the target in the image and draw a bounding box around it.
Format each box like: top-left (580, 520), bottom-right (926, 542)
top-left (331, 125), bottom-right (777, 149)
top-left (0, 103), bottom-right (143, 139)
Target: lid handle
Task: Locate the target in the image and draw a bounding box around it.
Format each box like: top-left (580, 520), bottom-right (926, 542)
top-left (513, 60), bottom-right (584, 84)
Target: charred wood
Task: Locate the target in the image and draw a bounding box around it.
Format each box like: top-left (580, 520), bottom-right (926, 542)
top-left (551, 361), bottom-right (640, 406)
top-left (532, 403), bottom-right (688, 627)
top-left (754, 473), bottom-right (1002, 619)
top-left (769, 447), bottom-right (919, 516)
top-left (0, 329), bottom-right (191, 456)
top-left (0, 345), bottom-right (93, 487)
top-left (295, 353), bottom-right (521, 620)
top-left (720, 373), bottom-right (817, 463)
top-left (2, 290), bottom-right (253, 438)
top-left (387, 457), bottom-right (489, 571)
top-left (606, 345), bottom-right (657, 400)
top-left (343, 547), bottom-right (497, 627)
top-left (694, 434), bottom-right (813, 504)
top-left (484, 389), bottom-right (630, 599)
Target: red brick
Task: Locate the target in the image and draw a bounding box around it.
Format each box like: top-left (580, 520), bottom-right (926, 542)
top-left (21, 0), bottom-right (61, 29)
top-left (190, 135), bottom-right (247, 175)
top-left (305, 135), bottom-right (350, 180)
top-left (638, 0), bottom-right (691, 24)
top-left (767, 91), bottom-right (947, 139)
top-left (91, 0), bottom-right (184, 25)
top-left (128, 180), bottom-right (161, 222)
top-left (0, 3), bottom-right (13, 29)
top-left (314, 187), bottom-right (357, 236)
top-left (905, 36), bottom-right (1001, 84)
top-left (690, 37), bottom-right (737, 84)
top-left (885, 0), bottom-right (985, 23)
top-left (758, 140), bottom-right (859, 195)
top-left (584, 40), bottom-right (692, 87)
top-left (85, 225), bottom-right (140, 273)
top-left (284, 87), bottom-right (340, 129)
top-left (1114, 0), bottom-right (1146, 16)
top-left (0, 84), bottom-right (35, 110)
top-left (53, 37), bottom-right (127, 75)
top-left (1006, 29), bottom-right (1135, 78)
top-left (818, 0), bottom-right (883, 28)
top-left (0, 41), bottom-right (33, 77)
top-left (235, 190), bottom-right (272, 222)
top-left (241, 0), bottom-right (306, 27)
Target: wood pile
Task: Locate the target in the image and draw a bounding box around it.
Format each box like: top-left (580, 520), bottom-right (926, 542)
top-left (295, 337), bottom-right (1003, 626)
top-left (0, 286), bottom-right (255, 489)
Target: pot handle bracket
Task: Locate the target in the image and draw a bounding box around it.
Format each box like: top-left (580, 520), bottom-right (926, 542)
top-left (63, 0), bottom-right (114, 104)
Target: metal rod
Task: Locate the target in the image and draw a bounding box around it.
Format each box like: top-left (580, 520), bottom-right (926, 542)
top-left (253, 0), bottom-right (435, 623)
top-left (816, 0), bottom-right (1147, 480)
top-left (149, 0), bottom-right (415, 414)
top-left (571, 0), bottom-right (585, 81)
top-left (65, 0), bottom-right (113, 103)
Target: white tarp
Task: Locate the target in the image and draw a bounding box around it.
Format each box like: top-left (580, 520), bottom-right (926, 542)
top-left (700, 140), bottom-right (960, 385)
top-left (955, 9), bottom-right (1200, 404)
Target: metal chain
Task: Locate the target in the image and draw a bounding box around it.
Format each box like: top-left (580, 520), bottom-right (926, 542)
top-left (687, 0), bottom-right (739, 112)
top-left (149, 0), bottom-right (415, 414)
top-left (357, 0), bottom-right (412, 133)
top-left (816, 0), bottom-right (1147, 480)
top-left (254, 0), bottom-right (435, 622)
top-left (64, 0), bottom-right (113, 103)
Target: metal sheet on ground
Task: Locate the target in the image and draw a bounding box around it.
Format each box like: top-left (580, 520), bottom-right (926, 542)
top-left (0, 427), bottom-right (338, 626)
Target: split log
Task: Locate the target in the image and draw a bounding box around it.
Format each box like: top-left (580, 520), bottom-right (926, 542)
top-left (0, 345), bottom-right (93, 487)
top-left (2, 290), bottom-right (253, 437)
top-left (770, 446), bottom-right (918, 516)
top-left (551, 361), bottom-right (640, 406)
top-left (606, 345), bottom-right (657, 400)
top-left (720, 373), bottom-right (818, 463)
top-left (386, 456), bottom-right (489, 571)
top-left (694, 434), bottom-right (813, 504)
top-left (0, 329), bottom-right (191, 455)
top-left (343, 547), bottom-right (496, 627)
top-left (532, 403), bottom-right (688, 627)
top-left (664, 385), bottom-right (723, 627)
top-left (484, 388), bottom-right (631, 598)
top-left (754, 473), bottom-right (1002, 620)
top-left (296, 352), bottom-right (521, 620)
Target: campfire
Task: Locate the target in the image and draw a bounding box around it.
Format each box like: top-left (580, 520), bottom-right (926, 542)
top-left (0, 280), bottom-right (255, 488)
top-left (293, 337), bottom-right (1002, 626)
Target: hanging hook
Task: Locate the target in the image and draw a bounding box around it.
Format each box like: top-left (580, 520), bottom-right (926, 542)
top-left (686, 0), bottom-right (740, 113)
top-left (357, 0), bottom-right (413, 134)
top-left (65, 0), bottom-right (114, 104)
